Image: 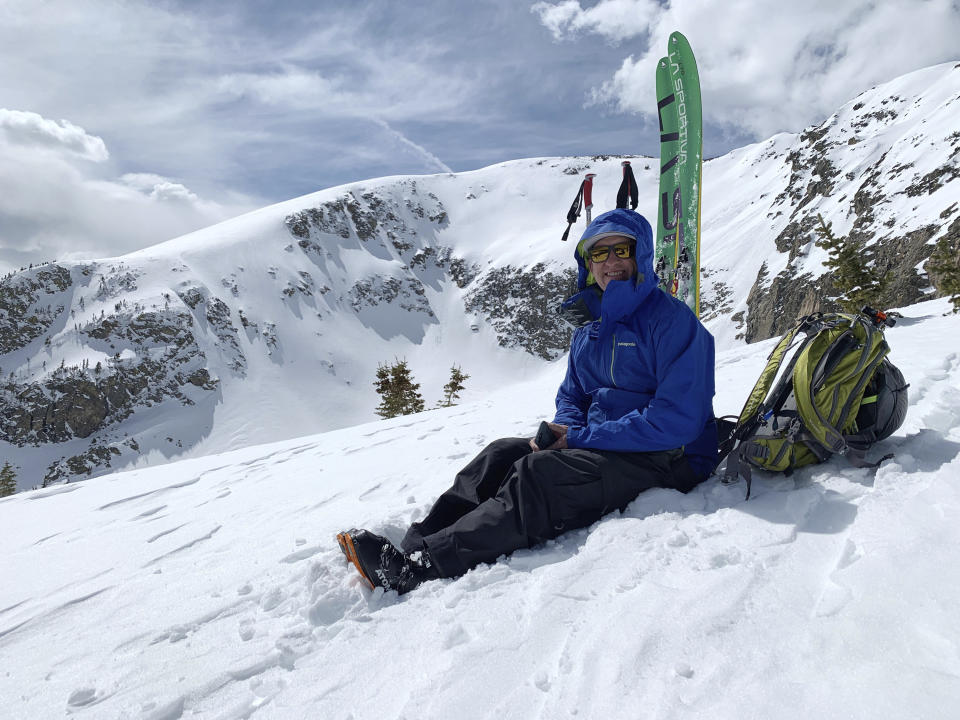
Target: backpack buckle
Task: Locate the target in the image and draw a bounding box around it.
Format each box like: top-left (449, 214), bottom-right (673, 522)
top-left (785, 417), bottom-right (802, 440)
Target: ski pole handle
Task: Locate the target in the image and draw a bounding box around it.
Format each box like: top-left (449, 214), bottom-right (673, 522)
top-left (584, 173), bottom-right (596, 223)
top-left (583, 174), bottom-right (596, 209)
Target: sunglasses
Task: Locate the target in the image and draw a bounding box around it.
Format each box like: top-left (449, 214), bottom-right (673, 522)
top-left (587, 241), bottom-right (635, 263)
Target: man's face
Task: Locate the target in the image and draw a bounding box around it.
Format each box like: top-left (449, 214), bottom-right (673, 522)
top-left (587, 235), bottom-right (637, 291)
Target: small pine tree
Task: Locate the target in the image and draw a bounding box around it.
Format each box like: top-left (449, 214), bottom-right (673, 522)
top-left (374, 364), bottom-right (399, 419)
top-left (439, 365), bottom-right (469, 407)
top-left (374, 360), bottom-right (425, 419)
top-left (0, 462), bottom-right (17, 498)
top-left (926, 234), bottom-right (960, 314)
top-left (814, 214), bottom-right (891, 313)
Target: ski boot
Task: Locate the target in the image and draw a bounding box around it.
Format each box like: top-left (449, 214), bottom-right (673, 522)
top-left (336, 529), bottom-right (439, 595)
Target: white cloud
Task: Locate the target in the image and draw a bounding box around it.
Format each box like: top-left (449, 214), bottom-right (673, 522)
top-left (533, 0), bottom-right (960, 138)
top-left (213, 55), bottom-right (473, 124)
top-left (216, 67), bottom-right (345, 110)
top-left (121, 173), bottom-right (200, 203)
top-left (532, 0), bottom-right (657, 43)
top-left (214, 62), bottom-right (457, 175)
top-left (0, 111), bottom-right (255, 272)
top-left (0, 109), bottom-right (109, 162)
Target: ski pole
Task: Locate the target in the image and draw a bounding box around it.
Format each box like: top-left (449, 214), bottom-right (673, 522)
top-left (583, 173), bottom-right (596, 224)
top-left (616, 161), bottom-right (638, 210)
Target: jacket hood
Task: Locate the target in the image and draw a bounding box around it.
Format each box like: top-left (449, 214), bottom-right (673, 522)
top-left (573, 208), bottom-right (655, 291)
top-left (560, 208), bottom-right (660, 331)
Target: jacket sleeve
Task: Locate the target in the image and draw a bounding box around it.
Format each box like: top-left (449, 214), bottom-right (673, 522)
top-left (565, 308), bottom-right (715, 452)
top-left (553, 328), bottom-right (590, 426)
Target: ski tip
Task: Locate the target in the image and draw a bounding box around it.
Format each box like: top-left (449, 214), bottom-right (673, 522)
top-left (668, 30), bottom-right (693, 49)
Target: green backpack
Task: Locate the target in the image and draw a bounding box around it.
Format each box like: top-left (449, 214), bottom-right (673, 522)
top-left (719, 308), bottom-right (909, 498)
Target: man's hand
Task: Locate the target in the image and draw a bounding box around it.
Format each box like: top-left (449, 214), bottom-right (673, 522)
top-left (529, 422), bottom-right (569, 451)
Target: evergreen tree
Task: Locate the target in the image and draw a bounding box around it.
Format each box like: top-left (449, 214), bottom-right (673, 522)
top-left (814, 214), bottom-right (891, 313)
top-left (439, 365), bottom-right (469, 407)
top-left (0, 462), bottom-right (16, 498)
top-left (926, 234), bottom-right (960, 314)
top-left (373, 364), bottom-right (399, 419)
top-left (374, 360), bottom-right (425, 419)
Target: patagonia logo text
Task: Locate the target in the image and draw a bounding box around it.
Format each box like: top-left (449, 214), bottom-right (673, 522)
top-left (617, 341), bottom-right (637, 347)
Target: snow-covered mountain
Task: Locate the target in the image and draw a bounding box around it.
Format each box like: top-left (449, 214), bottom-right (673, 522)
top-left (1, 62), bottom-right (958, 490)
top-left (2, 60), bottom-right (960, 720)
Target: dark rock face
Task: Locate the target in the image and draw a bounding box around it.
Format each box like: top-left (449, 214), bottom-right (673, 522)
top-left (0, 309), bottom-right (214, 452)
top-left (773, 216), bottom-right (820, 258)
top-left (925, 216), bottom-right (960, 293)
top-left (464, 263), bottom-right (577, 360)
top-left (286, 203), bottom-right (351, 240)
top-left (3, 378), bottom-right (106, 442)
top-left (0, 265), bottom-right (72, 354)
top-left (283, 182), bottom-right (469, 343)
top-left (348, 276), bottom-right (433, 316)
top-left (177, 287), bottom-right (247, 376)
top-left (285, 177), bottom-right (575, 360)
top-left (743, 265), bottom-right (825, 342)
top-left (699, 266), bottom-right (735, 323)
top-left (743, 83), bottom-right (959, 341)
top-left (286, 180), bottom-right (448, 255)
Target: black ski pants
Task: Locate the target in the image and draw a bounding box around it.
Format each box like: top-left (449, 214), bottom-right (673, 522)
top-left (400, 437), bottom-right (702, 578)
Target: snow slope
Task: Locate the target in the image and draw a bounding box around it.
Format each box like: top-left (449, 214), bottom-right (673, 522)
top-left (2, 297), bottom-right (959, 720)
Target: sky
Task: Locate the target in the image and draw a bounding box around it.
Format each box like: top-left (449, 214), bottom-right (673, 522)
top-left (1, 0), bottom-right (958, 273)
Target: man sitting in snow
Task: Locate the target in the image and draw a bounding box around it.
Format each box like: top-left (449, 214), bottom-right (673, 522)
top-left (338, 208), bottom-right (718, 594)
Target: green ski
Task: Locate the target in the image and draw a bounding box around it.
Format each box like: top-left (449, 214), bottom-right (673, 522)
top-left (654, 31), bottom-right (703, 317)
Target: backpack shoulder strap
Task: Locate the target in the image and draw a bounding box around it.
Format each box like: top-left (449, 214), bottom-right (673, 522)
top-left (718, 315), bottom-right (819, 467)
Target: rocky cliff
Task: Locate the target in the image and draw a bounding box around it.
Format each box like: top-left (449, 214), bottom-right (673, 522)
top-left (737, 64), bottom-right (960, 340)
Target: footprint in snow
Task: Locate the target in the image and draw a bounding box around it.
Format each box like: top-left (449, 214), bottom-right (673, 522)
top-left (67, 687), bottom-right (101, 708)
top-left (814, 579), bottom-right (853, 617)
top-left (259, 587), bottom-right (285, 612)
top-left (835, 538), bottom-right (863, 571)
top-left (708, 548), bottom-right (742, 569)
top-left (280, 544), bottom-right (323, 564)
top-left (922, 386), bottom-right (960, 434)
top-left (441, 623), bottom-right (470, 650)
top-left (305, 561), bottom-right (388, 628)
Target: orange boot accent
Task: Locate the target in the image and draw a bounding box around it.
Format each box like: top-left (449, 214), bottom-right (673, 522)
top-left (336, 532), bottom-right (375, 590)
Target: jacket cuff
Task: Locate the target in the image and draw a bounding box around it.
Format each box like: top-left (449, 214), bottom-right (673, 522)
top-left (565, 426), bottom-right (585, 448)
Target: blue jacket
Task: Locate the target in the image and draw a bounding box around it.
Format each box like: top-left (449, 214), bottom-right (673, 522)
top-left (555, 209), bottom-right (718, 479)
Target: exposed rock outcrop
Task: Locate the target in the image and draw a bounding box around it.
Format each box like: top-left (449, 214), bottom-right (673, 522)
top-left (465, 263), bottom-right (577, 360)
top-left (0, 265), bottom-right (72, 354)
